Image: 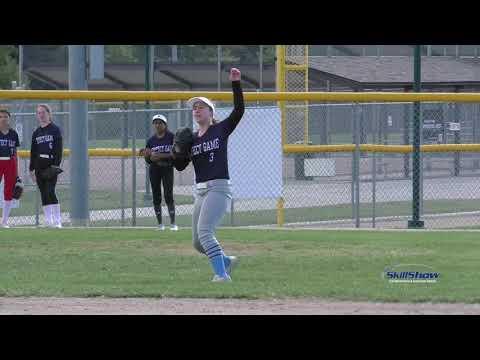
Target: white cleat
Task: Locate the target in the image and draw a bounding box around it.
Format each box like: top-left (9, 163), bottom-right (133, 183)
top-left (157, 224), bottom-right (165, 231)
top-left (54, 224), bottom-right (63, 229)
top-left (1, 224), bottom-right (10, 229)
top-left (225, 256), bottom-right (239, 276)
top-left (211, 274), bottom-right (232, 283)
top-left (170, 224), bottom-right (179, 231)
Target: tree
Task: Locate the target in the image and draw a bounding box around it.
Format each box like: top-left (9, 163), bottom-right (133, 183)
top-left (173, 45), bottom-right (276, 64)
top-left (178, 45), bottom-right (221, 63)
top-left (0, 45), bottom-right (18, 89)
top-left (23, 45), bottom-right (67, 67)
top-left (263, 45), bottom-right (276, 64)
top-left (99, 45), bottom-right (275, 65)
top-left (105, 45), bottom-right (144, 64)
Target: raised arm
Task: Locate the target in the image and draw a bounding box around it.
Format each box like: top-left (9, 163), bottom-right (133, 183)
top-left (220, 68), bottom-right (245, 136)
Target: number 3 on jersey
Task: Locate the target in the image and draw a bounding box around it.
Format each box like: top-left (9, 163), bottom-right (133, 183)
top-left (209, 152), bottom-right (214, 162)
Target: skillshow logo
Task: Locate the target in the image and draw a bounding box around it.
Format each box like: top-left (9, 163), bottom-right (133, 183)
top-left (382, 264), bottom-right (440, 284)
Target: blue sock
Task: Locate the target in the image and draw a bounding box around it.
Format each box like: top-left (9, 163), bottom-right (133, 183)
top-left (223, 255), bottom-right (231, 270)
top-left (210, 255), bottom-right (227, 278)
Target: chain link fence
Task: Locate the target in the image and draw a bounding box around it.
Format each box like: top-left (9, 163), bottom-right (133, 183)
top-left (2, 100), bottom-right (480, 229)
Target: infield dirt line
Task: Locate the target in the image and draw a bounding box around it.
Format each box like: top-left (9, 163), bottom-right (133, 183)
top-left (1, 297), bottom-right (480, 315)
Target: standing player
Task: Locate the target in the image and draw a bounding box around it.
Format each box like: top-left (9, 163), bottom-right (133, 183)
top-left (29, 104), bottom-right (63, 228)
top-left (0, 109), bottom-right (20, 228)
top-left (143, 114), bottom-right (178, 231)
top-left (177, 68), bottom-right (244, 282)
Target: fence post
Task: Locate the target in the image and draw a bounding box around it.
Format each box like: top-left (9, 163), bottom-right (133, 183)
top-left (408, 45), bottom-right (425, 229)
top-left (372, 109), bottom-right (377, 228)
top-left (351, 158), bottom-right (355, 222)
top-left (276, 45), bottom-right (286, 227)
top-left (351, 104), bottom-right (355, 222)
top-left (375, 104), bottom-right (384, 175)
top-left (121, 102), bottom-right (128, 226)
top-left (372, 151), bottom-right (376, 228)
top-left (453, 88), bottom-right (461, 176)
top-left (68, 45), bottom-right (89, 227)
top-left (474, 104), bottom-right (480, 169)
top-left (353, 103), bottom-right (361, 228)
top-left (403, 92), bottom-right (411, 179)
top-left (325, 81), bottom-right (331, 146)
top-left (359, 104), bottom-right (366, 151)
top-left (144, 45), bottom-right (153, 204)
top-left (277, 197), bottom-right (285, 227)
top-left (131, 103), bottom-right (137, 226)
top-left (91, 101), bottom-right (96, 147)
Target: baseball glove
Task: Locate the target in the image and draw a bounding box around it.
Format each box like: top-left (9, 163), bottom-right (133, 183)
top-left (139, 148), bottom-right (151, 157)
top-left (172, 127), bottom-right (194, 171)
top-left (173, 127), bottom-right (194, 158)
top-left (12, 177), bottom-right (24, 200)
top-left (40, 165), bottom-right (63, 180)
top-left (140, 148), bottom-right (153, 165)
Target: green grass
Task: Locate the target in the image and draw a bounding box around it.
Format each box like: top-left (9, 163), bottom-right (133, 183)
top-left (89, 199), bottom-right (480, 227)
top-left (11, 189), bottom-right (194, 217)
top-left (310, 133), bottom-right (405, 145)
top-left (0, 228), bottom-right (478, 302)
top-left (88, 140), bottom-right (134, 148)
top-left (12, 194), bottom-right (480, 226)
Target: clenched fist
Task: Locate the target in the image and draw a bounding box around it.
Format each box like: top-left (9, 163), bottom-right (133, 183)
top-left (229, 68), bottom-right (241, 82)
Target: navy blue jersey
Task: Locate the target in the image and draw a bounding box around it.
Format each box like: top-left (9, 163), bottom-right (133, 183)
top-left (29, 122), bottom-right (63, 171)
top-left (191, 81), bottom-right (244, 183)
top-left (146, 131), bottom-right (174, 167)
top-left (146, 131), bottom-right (174, 154)
top-left (0, 129), bottom-right (20, 158)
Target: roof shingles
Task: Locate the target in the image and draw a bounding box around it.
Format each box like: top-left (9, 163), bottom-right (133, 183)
top-left (306, 56), bottom-right (480, 83)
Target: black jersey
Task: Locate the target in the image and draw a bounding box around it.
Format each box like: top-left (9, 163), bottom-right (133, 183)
top-left (146, 131), bottom-right (174, 167)
top-left (0, 129), bottom-right (20, 158)
top-left (191, 81), bottom-right (244, 183)
top-left (29, 122), bottom-right (63, 171)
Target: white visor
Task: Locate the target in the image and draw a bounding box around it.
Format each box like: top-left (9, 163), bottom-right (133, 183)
top-left (187, 97), bottom-right (215, 114)
top-left (152, 114), bottom-right (167, 124)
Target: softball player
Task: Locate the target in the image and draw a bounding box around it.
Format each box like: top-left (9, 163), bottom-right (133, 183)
top-left (0, 109), bottom-right (20, 228)
top-left (144, 114), bottom-right (178, 231)
top-left (29, 104), bottom-right (63, 228)
top-left (187, 67), bottom-right (244, 282)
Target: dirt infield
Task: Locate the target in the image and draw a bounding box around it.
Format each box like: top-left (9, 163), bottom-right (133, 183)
top-left (1, 297), bottom-right (480, 315)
